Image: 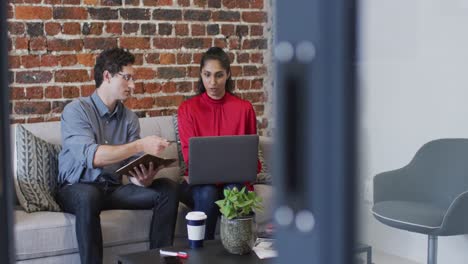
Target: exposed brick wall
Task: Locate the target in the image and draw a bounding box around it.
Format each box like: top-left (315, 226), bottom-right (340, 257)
top-left (7, 0), bottom-right (272, 135)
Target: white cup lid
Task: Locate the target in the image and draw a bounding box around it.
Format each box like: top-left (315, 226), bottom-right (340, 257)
top-left (186, 211), bottom-right (207, 221)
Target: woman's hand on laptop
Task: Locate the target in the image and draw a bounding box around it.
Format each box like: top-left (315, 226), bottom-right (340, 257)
top-left (138, 136), bottom-right (170, 156)
top-left (128, 162), bottom-right (163, 187)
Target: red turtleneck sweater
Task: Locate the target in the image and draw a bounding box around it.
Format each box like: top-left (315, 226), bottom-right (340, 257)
top-left (177, 92), bottom-right (260, 188)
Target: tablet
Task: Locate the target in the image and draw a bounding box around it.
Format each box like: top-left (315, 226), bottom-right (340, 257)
top-left (115, 154), bottom-right (176, 177)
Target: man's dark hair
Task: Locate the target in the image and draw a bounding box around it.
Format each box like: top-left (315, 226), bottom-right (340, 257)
top-left (94, 48), bottom-right (135, 88)
top-left (197, 47), bottom-right (234, 94)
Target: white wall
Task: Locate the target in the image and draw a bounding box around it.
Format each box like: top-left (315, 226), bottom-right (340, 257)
top-left (358, 0), bottom-right (468, 263)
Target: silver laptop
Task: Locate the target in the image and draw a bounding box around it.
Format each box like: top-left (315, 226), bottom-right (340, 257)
top-left (188, 135), bottom-right (259, 185)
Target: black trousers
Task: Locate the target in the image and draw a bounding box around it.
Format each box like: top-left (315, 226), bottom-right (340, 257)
top-left (57, 178), bottom-right (179, 264)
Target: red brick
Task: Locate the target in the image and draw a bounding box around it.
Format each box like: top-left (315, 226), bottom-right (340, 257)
top-left (63, 22), bottom-right (81, 35)
top-left (142, 0), bottom-right (172, 6)
top-left (124, 97), bottom-right (154, 109)
top-left (132, 82), bottom-right (144, 94)
top-left (16, 71), bottom-right (53, 84)
top-left (9, 22), bottom-right (25, 35)
top-left (8, 56), bottom-right (21, 69)
top-left (182, 38), bottom-right (211, 49)
top-left (240, 91), bottom-right (264, 103)
top-left (157, 67), bottom-right (186, 79)
top-left (253, 105), bottom-right (264, 116)
top-left (105, 22), bottom-right (122, 34)
top-left (191, 24), bottom-right (205, 36)
top-left (145, 53), bottom-right (160, 64)
top-left (41, 55), bottom-right (59, 67)
top-left (251, 79), bottom-right (263, 90)
top-left (15, 37), bottom-right (29, 50)
top-left (15, 101), bottom-right (51, 115)
top-left (213, 11), bottom-right (240, 22)
top-left (251, 0), bottom-right (263, 9)
top-left (29, 37), bottom-right (47, 51)
top-left (214, 38), bottom-right (227, 48)
top-left (187, 66), bottom-right (199, 78)
top-left (221, 24), bottom-right (235, 36)
top-left (11, 118), bottom-right (26, 124)
top-left (53, 7), bottom-right (88, 20)
top-left (231, 65), bottom-right (242, 76)
top-left (236, 79), bottom-right (250, 90)
top-left (176, 81), bottom-right (192, 92)
top-left (242, 11), bottom-right (267, 23)
top-left (120, 37), bottom-right (150, 49)
top-left (51, 101), bottom-right (72, 113)
top-left (193, 52), bottom-right (203, 63)
top-left (83, 38), bottom-right (117, 50)
top-left (48, 39), bottom-right (83, 51)
top-left (162, 82), bottom-right (176, 93)
top-left (84, 0), bottom-right (99, 4)
top-left (177, 53), bottom-right (191, 64)
top-left (143, 83), bottom-right (162, 93)
top-left (27, 117), bottom-right (45, 123)
top-left (177, 0), bottom-right (189, 6)
top-left (10, 87), bottom-right (26, 100)
top-left (229, 37), bottom-right (240, 49)
top-left (44, 0), bottom-right (61, 4)
top-left (20, 55), bottom-right (41, 68)
top-left (26, 86), bottom-right (44, 99)
top-left (135, 67), bottom-right (156, 80)
top-left (7, 3), bottom-right (13, 19)
top-left (55, 70), bottom-right (89, 82)
top-left (83, 22), bottom-right (104, 35)
top-left (251, 25), bottom-right (263, 36)
top-left (15, 6), bottom-right (52, 19)
top-left (194, 0), bottom-right (207, 7)
top-left (175, 24), bottom-right (189, 36)
top-left (76, 54), bottom-right (95, 67)
top-left (81, 85), bottom-right (95, 96)
top-left (147, 109), bottom-right (177, 116)
top-left (45, 86), bottom-right (62, 98)
top-left (242, 39), bottom-right (267, 49)
top-left (153, 38), bottom-right (181, 49)
top-left (154, 95), bottom-right (184, 107)
top-left (59, 55), bottom-right (78, 66)
top-left (63, 0), bottom-right (81, 4)
top-left (237, 53), bottom-right (249, 63)
top-left (63, 86), bottom-right (80, 98)
top-left (45, 22), bottom-right (61, 36)
top-left (160, 53), bottom-right (176, 64)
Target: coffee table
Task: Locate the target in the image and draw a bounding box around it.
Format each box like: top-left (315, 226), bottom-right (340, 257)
top-left (117, 239), bottom-right (271, 264)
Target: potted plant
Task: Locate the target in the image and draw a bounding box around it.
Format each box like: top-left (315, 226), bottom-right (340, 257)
top-left (215, 186), bottom-right (263, 255)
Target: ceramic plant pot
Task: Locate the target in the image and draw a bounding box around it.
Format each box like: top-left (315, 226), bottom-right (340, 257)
top-left (220, 215), bottom-right (255, 255)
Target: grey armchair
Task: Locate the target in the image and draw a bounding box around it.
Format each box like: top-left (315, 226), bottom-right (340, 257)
top-left (372, 139), bottom-right (468, 264)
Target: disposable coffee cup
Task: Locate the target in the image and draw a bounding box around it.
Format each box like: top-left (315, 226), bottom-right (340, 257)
top-left (186, 211), bottom-right (207, 248)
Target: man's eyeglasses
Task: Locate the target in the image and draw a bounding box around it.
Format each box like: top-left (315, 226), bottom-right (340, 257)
top-left (116, 72), bottom-right (134, 82)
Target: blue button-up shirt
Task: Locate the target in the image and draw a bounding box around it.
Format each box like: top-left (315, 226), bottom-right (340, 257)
top-left (58, 91), bottom-right (140, 185)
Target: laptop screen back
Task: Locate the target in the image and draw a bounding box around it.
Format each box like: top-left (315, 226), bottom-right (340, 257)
top-left (188, 135), bottom-right (259, 185)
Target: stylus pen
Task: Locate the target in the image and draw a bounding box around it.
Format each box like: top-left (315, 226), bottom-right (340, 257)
top-left (160, 250), bottom-right (188, 259)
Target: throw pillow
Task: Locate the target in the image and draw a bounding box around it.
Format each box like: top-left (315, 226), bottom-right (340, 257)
top-left (256, 147), bottom-right (272, 185)
top-left (14, 125), bottom-right (62, 213)
top-left (172, 114), bottom-right (187, 179)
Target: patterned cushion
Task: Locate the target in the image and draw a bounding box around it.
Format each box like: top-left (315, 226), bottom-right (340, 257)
top-left (256, 147), bottom-right (272, 185)
top-left (171, 114), bottom-right (272, 185)
top-left (14, 125), bottom-right (62, 213)
top-left (172, 114), bottom-right (187, 178)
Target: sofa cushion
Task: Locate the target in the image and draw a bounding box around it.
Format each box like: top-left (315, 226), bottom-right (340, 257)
top-left (15, 125), bottom-right (62, 213)
top-left (15, 209), bottom-right (152, 260)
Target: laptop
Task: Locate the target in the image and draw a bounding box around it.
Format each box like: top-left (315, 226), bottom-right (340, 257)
top-left (188, 135), bottom-right (259, 185)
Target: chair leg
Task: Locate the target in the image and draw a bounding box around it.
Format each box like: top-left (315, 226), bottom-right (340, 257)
top-left (427, 235), bottom-right (438, 264)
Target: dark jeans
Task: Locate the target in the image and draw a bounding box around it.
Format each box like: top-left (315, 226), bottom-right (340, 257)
top-left (56, 178), bottom-right (179, 264)
top-left (179, 182), bottom-right (243, 240)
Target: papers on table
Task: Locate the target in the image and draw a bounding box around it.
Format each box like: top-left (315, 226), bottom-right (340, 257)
top-left (253, 238), bottom-right (277, 259)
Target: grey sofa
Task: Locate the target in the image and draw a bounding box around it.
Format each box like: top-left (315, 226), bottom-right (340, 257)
top-left (11, 116), bottom-right (273, 264)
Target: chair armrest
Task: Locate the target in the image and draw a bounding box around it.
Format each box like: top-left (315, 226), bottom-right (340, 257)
top-left (373, 167), bottom-right (413, 203)
top-left (438, 191), bottom-right (468, 236)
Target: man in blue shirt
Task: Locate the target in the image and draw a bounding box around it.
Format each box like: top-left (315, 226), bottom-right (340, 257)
top-left (57, 48), bottom-right (179, 264)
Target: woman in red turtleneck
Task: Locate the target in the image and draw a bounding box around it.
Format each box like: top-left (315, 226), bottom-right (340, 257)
top-left (178, 47), bottom-right (259, 240)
